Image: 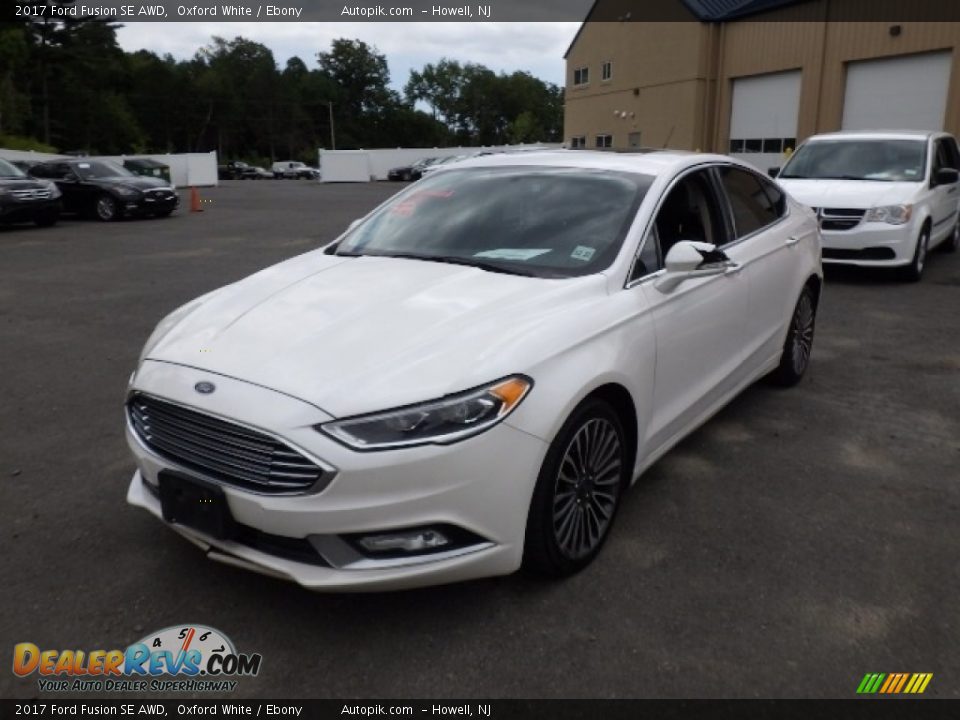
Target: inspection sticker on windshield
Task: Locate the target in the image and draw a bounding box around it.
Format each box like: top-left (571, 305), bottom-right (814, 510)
top-left (474, 249), bottom-right (551, 261)
top-left (571, 245), bottom-right (596, 262)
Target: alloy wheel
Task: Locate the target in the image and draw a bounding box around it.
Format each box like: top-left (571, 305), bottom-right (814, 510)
top-left (552, 417), bottom-right (622, 560)
top-left (96, 195), bottom-right (117, 221)
top-left (790, 291), bottom-right (815, 375)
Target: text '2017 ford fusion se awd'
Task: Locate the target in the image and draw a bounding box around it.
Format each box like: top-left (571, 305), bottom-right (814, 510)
top-left (125, 151), bottom-right (822, 591)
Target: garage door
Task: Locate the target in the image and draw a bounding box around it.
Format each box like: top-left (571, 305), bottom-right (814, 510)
top-left (842, 52), bottom-right (952, 132)
top-left (729, 70), bottom-right (801, 171)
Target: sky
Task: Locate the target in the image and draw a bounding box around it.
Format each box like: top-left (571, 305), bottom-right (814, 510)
top-left (114, 22), bottom-right (581, 91)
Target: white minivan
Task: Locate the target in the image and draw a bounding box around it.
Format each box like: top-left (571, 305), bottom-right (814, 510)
top-left (774, 130), bottom-right (959, 281)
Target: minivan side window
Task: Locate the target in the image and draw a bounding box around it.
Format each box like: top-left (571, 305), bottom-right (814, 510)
top-left (717, 166), bottom-right (780, 239)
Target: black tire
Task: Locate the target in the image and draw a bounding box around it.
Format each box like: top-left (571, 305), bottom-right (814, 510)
top-left (94, 194), bottom-right (120, 222)
top-left (770, 284), bottom-right (817, 387)
top-left (34, 211), bottom-right (59, 227)
top-left (941, 218), bottom-right (959, 253)
top-left (524, 398), bottom-right (628, 577)
top-left (899, 226), bottom-right (929, 282)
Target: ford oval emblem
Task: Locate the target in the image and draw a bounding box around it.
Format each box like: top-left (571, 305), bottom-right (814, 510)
top-left (194, 381), bottom-right (216, 395)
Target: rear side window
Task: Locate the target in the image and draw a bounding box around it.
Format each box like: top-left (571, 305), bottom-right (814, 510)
top-left (717, 167), bottom-right (780, 239)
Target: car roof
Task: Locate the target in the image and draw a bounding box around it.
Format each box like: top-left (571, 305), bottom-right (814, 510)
top-left (435, 149), bottom-right (738, 177)
top-left (804, 130), bottom-right (946, 142)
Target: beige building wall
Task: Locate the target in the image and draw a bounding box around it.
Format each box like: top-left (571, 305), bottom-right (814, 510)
top-left (565, 1), bottom-right (960, 153)
top-left (564, 22), bottom-right (710, 150)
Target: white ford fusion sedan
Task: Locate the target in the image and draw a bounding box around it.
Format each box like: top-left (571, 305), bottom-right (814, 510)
top-left (126, 150), bottom-right (822, 591)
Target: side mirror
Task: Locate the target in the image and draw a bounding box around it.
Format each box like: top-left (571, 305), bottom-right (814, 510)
top-left (935, 167), bottom-right (959, 186)
top-left (768, 167), bottom-right (780, 178)
top-left (655, 241), bottom-right (736, 293)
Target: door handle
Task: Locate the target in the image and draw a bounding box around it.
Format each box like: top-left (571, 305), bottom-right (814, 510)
top-left (724, 261), bottom-right (743, 276)
top-left (785, 235), bottom-right (800, 247)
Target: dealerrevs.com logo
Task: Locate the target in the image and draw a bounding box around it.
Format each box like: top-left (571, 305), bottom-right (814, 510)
top-left (13, 624), bottom-right (262, 693)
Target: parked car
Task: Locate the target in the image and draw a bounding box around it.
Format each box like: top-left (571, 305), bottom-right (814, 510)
top-left (252, 166), bottom-right (273, 180)
top-left (272, 161), bottom-right (318, 179)
top-left (30, 159), bottom-right (178, 221)
top-left (123, 158), bottom-right (172, 184)
top-left (218, 161), bottom-right (260, 180)
top-left (773, 130), bottom-right (959, 281)
top-left (0, 157), bottom-right (61, 227)
top-left (125, 150), bottom-right (822, 591)
top-left (420, 154), bottom-right (467, 178)
top-left (387, 157), bottom-right (438, 181)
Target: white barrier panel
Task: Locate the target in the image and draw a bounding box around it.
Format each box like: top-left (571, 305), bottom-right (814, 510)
top-left (99, 152), bottom-right (219, 188)
top-left (320, 144), bottom-right (562, 182)
top-left (0, 148), bottom-right (219, 188)
top-left (0, 148), bottom-right (66, 163)
top-left (320, 150), bottom-right (372, 182)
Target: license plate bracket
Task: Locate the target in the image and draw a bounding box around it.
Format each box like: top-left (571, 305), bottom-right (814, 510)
top-left (158, 471), bottom-right (236, 540)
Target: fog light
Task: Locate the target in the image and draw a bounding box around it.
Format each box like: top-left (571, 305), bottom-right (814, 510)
top-left (357, 529), bottom-right (449, 554)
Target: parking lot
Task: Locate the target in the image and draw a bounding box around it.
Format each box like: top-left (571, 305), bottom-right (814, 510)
top-left (1, 179), bottom-right (958, 699)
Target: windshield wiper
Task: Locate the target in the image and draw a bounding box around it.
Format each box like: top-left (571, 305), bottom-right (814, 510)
top-left (374, 252), bottom-right (540, 277)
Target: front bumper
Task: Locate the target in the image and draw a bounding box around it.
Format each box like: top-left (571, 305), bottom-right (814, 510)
top-left (125, 360), bottom-right (548, 591)
top-left (123, 192), bottom-right (179, 216)
top-left (820, 221), bottom-right (916, 267)
top-left (0, 198), bottom-right (60, 223)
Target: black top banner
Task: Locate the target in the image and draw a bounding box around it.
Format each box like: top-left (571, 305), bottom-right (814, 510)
top-left (2, 700), bottom-right (960, 720)
top-left (7, 0), bottom-right (960, 23)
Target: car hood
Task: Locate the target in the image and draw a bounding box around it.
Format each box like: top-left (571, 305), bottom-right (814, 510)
top-left (145, 252), bottom-right (606, 417)
top-left (777, 178), bottom-right (920, 209)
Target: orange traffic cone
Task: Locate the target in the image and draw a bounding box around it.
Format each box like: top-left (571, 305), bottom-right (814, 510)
top-left (190, 186), bottom-right (203, 212)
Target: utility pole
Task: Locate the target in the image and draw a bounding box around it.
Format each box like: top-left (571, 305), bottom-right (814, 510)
top-left (322, 101), bottom-right (336, 150)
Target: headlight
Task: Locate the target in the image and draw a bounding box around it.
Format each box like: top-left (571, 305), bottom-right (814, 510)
top-left (863, 204), bottom-right (912, 225)
top-left (115, 186), bottom-right (141, 197)
top-left (319, 375), bottom-right (533, 450)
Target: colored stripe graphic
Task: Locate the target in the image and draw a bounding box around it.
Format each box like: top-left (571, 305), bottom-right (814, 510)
top-left (857, 673), bottom-right (932, 694)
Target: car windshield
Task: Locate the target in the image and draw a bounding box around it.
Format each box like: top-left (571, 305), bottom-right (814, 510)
top-left (74, 160), bottom-right (134, 179)
top-left (0, 158), bottom-right (26, 178)
top-left (335, 166), bottom-right (652, 278)
top-left (780, 139), bottom-right (926, 182)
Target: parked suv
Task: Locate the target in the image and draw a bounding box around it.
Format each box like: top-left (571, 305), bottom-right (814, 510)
top-left (272, 161), bottom-right (318, 179)
top-left (774, 130), bottom-right (959, 281)
top-left (0, 157), bottom-right (61, 227)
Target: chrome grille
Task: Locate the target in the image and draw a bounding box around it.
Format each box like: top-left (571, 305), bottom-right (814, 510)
top-left (815, 207), bottom-right (865, 232)
top-left (128, 394), bottom-right (325, 493)
top-left (11, 188), bottom-right (51, 200)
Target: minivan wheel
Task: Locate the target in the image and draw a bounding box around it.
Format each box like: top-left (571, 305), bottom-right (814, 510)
top-left (770, 285), bottom-right (817, 387)
top-left (524, 398), bottom-right (627, 577)
top-left (95, 194), bottom-right (119, 221)
top-left (900, 226), bottom-right (929, 282)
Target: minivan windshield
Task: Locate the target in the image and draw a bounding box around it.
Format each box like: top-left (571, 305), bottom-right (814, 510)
top-left (334, 166), bottom-right (652, 278)
top-left (780, 139), bottom-right (927, 182)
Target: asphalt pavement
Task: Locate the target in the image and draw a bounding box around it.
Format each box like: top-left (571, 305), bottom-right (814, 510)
top-left (1, 179), bottom-right (958, 699)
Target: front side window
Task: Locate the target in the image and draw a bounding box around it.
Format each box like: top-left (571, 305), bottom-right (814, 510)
top-left (653, 170), bottom-right (725, 257)
top-left (780, 139), bottom-right (926, 182)
top-left (717, 167), bottom-right (780, 239)
top-left (573, 67), bottom-right (589, 86)
top-left (335, 166), bottom-right (654, 279)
